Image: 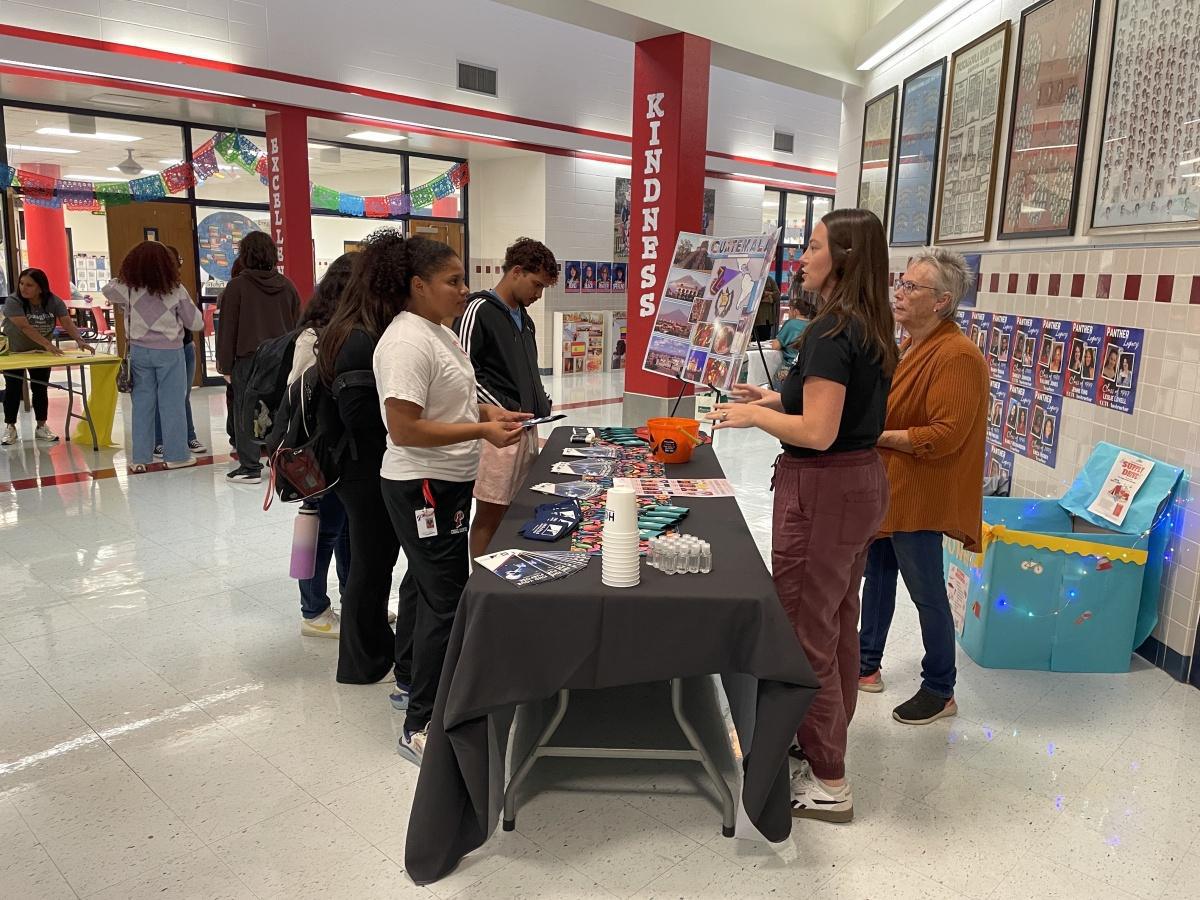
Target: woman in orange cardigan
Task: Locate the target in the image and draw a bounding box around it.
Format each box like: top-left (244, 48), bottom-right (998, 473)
top-left (858, 247), bottom-right (989, 726)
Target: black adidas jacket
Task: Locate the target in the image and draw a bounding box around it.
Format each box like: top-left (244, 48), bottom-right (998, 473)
top-left (456, 291), bottom-right (551, 418)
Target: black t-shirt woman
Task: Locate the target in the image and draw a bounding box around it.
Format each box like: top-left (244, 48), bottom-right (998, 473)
top-left (706, 208), bottom-right (897, 824)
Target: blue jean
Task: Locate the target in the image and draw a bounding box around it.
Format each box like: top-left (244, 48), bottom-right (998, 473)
top-left (154, 345), bottom-right (197, 445)
top-left (299, 491), bottom-right (352, 619)
top-left (859, 531), bottom-right (957, 698)
top-left (129, 345), bottom-right (189, 465)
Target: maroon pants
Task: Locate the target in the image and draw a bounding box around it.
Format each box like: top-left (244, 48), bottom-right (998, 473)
top-left (772, 449), bottom-right (888, 780)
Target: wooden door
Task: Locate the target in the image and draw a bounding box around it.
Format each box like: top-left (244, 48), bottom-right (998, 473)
top-left (409, 220), bottom-right (464, 258)
top-left (105, 202), bottom-right (201, 381)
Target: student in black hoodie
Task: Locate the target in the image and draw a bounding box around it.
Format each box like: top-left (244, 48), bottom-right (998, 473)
top-left (456, 238), bottom-right (559, 558)
top-left (217, 232), bottom-right (300, 483)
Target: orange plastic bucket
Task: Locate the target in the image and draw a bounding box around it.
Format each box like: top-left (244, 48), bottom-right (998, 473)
top-left (647, 417), bottom-right (702, 464)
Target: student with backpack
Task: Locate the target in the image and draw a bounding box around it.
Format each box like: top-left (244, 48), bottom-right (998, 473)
top-left (373, 232), bottom-right (529, 766)
top-left (457, 237), bottom-right (559, 559)
top-left (287, 253), bottom-right (356, 639)
top-left (312, 234), bottom-right (405, 686)
top-left (217, 232), bottom-right (300, 484)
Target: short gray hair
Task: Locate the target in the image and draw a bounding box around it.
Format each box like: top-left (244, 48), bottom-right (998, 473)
top-left (909, 247), bottom-right (972, 320)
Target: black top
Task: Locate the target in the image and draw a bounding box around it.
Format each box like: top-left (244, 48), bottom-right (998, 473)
top-left (780, 313), bottom-right (889, 458)
top-left (456, 291), bottom-right (551, 418)
top-left (326, 327), bottom-right (386, 481)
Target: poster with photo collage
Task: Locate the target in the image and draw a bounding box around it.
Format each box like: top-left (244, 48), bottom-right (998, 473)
top-left (1008, 315), bottom-right (1043, 388)
top-left (644, 229), bottom-right (781, 391)
top-left (1035, 319), bottom-right (1073, 395)
top-left (986, 443), bottom-right (1016, 492)
top-left (972, 312), bottom-right (1142, 473)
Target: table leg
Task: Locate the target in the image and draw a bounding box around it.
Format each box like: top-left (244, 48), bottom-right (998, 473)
top-left (670, 677), bottom-right (736, 837)
top-left (64, 366), bottom-right (74, 439)
top-left (502, 689), bottom-right (570, 832)
top-left (77, 367), bottom-right (98, 452)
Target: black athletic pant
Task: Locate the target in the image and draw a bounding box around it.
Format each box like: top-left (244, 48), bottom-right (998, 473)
top-left (381, 476), bottom-right (473, 735)
top-left (230, 355), bottom-right (261, 471)
top-left (3, 368), bottom-right (51, 424)
top-left (335, 475), bottom-right (401, 685)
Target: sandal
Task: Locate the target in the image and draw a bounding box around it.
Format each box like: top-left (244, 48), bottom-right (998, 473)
top-left (129, 464), bottom-right (148, 474)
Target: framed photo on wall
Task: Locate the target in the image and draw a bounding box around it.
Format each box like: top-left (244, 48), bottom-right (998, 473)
top-left (934, 22), bottom-right (1012, 243)
top-left (999, 0), bottom-right (1101, 239)
top-left (1092, 0), bottom-right (1200, 229)
top-left (857, 87), bottom-right (898, 229)
top-left (890, 59), bottom-right (947, 246)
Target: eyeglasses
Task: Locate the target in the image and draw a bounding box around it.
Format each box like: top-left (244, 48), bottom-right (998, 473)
top-left (895, 279), bottom-right (941, 295)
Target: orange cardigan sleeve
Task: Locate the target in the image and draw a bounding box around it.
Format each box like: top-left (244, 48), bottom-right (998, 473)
top-left (907, 351), bottom-right (987, 460)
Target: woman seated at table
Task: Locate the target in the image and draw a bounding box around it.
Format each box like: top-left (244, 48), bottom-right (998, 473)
top-left (2, 267), bottom-right (95, 447)
top-left (707, 208), bottom-right (896, 824)
top-left (771, 283), bottom-right (818, 383)
top-left (371, 231), bottom-right (528, 766)
top-left (102, 241), bottom-right (204, 473)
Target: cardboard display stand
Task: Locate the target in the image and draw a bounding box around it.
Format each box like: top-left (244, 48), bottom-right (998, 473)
top-left (944, 442), bottom-right (1183, 673)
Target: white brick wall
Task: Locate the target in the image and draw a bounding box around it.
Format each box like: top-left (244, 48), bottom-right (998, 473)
top-left (851, 0), bottom-right (1200, 667)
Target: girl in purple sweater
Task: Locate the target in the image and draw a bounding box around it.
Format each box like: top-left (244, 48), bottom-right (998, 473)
top-left (103, 241), bottom-right (204, 473)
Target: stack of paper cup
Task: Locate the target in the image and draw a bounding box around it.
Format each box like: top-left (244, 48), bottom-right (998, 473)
top-left (601, 486), bottom-right (640, 588)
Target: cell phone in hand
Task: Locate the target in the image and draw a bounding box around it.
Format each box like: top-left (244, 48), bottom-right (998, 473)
top-left (521, 413), bottom-right (567, 429)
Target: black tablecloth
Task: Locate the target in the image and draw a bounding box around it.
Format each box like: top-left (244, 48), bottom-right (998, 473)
top-left (404, 427), bottom-right (818, 884)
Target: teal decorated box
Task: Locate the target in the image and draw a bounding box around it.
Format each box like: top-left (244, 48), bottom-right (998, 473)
top-left (944, 443), bottom-right (1183, 673)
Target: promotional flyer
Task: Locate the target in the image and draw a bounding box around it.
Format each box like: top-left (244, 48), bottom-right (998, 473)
top-left (1095, 326), bottom-right (1144, 414)
top-left (1008, 316), bottom-right (1042, 388)
top-left (1035, 318), bottom-right (1072, 395)
top-left (987, 313), bottom-right (1014, 383)
top-left (1028, 390), bottom-right (1063, 468)
top-left (1066, 321), bottom-right (1104, 404)
top-left (644, 229), bottom-right (780, 392)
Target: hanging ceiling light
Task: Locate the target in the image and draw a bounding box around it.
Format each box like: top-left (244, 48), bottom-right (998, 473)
top-left (115, 148), bottom-right (144, 176)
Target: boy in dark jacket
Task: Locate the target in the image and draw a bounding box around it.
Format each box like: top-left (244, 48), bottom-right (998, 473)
top-left (217, 231), bottom-right (300, 483)
top-left (456, 238), bottom-right (559, 558)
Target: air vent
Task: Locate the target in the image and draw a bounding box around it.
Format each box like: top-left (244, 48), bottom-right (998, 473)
top-left (773, 130), bottom-right (795, 154)
top-left (457, 62), bottom-right (498, 97)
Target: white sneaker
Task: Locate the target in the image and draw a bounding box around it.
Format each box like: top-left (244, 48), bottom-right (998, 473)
top-left (34, 424), bottom-right (59, 442)
top-left (300, 607), bottom-right (340, 638)
top-left (398, 728), bottom-right (427, 766)
top-left (165, 457), bottom-right (197, 469)
top-left (1, 424), bottom-right (16, 446)
top-left (791, 768), bottom-right (853, 823)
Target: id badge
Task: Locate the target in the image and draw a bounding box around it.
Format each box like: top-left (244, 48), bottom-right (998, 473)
top-left (416, 507), bottom-right (438, 539)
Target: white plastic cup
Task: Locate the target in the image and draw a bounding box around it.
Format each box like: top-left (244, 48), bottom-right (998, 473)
top-left (604, 486), bottom-right (638, 533)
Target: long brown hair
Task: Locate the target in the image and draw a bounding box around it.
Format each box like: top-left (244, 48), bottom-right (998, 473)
top-left (316, 229), bottom-right (458, 385)
top-left (118, 241), bottom-right (182, 296)
top-left (806, 208), bottom-right (898, 378)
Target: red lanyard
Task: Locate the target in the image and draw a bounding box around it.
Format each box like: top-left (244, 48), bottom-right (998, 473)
top-left (422, 479), bottom-right (435, 509)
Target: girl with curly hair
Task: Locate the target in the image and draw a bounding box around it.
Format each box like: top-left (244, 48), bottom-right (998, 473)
top-left (102, 241), bottom-right (204, 472)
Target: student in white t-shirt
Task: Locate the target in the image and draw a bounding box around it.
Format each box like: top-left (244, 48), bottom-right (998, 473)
top-left (372, 234), bottom-right (529, 766)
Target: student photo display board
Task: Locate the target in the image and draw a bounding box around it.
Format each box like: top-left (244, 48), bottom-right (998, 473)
top-left (1092, 0), bottom-right (1200, 229)
top-left (644, 228), bottom-right (780, 392)
top-left (857, 87), bottom-right (898, 229)
top-left (936, 22), bottom-right (1012, 243)
top-left (999, 0), bottom-right (1101, 238)
top-left (890, 58), bottom-right (947, 246)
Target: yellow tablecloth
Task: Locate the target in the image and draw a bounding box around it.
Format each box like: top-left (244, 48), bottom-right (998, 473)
top-left (0, 351), bottom-right (122, 448)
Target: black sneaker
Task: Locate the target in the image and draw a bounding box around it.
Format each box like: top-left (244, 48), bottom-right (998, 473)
top-left (226, 466), bottom-right (262, 484)
top-left (892, 688), bottom-right (958, 725)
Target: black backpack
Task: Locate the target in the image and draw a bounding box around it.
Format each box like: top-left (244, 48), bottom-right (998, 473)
top-left (262, 366), bottom-right (374, 509)
top-left (241, 328), bottom-right (301, 447)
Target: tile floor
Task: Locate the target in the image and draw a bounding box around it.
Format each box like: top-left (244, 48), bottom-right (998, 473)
top-left (2, 371), bottom-right (1199, 899)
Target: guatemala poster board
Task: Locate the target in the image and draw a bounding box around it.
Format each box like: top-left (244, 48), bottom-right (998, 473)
top-left (643, 228), bottom-right (781, 392)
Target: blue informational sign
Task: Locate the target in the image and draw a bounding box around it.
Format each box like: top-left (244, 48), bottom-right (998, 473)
top-left (1002, 383), bottom-right (1033, 457)
top-left (1029, 390), bottom-right (1063, 468)
top-left (1066, 322), bottom-right (1105, 404)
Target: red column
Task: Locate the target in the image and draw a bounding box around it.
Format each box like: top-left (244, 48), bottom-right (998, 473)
top-left (264, 109), bottom-right (315, 301)
top-left (23, 163), bottom-right (72, 299)
top-left (623, 33), bottom-right (711, 424)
